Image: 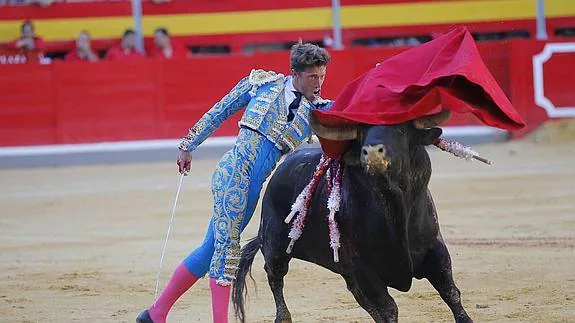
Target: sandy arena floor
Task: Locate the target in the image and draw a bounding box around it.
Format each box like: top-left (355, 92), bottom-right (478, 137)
top-left (1, 121), bottom-right (574, 322)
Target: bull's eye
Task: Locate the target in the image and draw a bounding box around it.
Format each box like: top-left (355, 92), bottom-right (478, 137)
top-left (378, 147), bottom-right (384, 153)
top-left (363, 149), bottom-right (368, 155)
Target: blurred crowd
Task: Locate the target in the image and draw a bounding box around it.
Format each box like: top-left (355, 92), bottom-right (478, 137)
top-left (4, 19), bottom-right (573, 64)
top-left (4, 20), bottom-right (441, 65)
top-left (2, 20), bottom-right (192, 63)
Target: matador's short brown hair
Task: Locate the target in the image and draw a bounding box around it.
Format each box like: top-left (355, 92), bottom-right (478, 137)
top-left (290, 41), bottom-right (331, 72)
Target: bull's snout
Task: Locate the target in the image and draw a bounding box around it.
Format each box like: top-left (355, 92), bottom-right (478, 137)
top-left (361, 144), bottom-right (390, 173)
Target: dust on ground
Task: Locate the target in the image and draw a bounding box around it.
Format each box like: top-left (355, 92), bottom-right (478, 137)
top-left (1, 120), bottom-right (574, 322)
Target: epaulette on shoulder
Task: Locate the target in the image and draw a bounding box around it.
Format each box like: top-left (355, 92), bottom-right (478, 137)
top-left (248, 69), bottom-right (285, 86)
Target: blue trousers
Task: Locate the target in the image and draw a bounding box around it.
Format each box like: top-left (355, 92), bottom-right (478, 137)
top-left (182, 128), bottom-right (282, 285)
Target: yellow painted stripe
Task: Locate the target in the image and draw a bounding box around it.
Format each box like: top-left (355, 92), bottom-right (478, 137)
top-left (345, 0), bottom-right (535, 28)
top-left (0, 0), bottom-right (573, 43)
top-left (143, 7), bottom-right (331, 36)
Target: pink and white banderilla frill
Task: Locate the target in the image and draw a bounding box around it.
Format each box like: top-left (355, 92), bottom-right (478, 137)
top-left (284, 156), bottom-right (344, 262)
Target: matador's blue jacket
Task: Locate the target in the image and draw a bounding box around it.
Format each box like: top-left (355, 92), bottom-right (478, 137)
top-left (178, 69), bottom-right (333, 153)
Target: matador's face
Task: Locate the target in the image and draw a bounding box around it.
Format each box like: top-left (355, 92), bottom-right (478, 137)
top-left (292, 65), bottom-right (327, 102)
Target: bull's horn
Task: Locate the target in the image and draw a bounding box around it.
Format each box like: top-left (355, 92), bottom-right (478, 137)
top-left (309, 113), bottom-right (358, 141)
top-left (413, 109), bottom-right (452, 129)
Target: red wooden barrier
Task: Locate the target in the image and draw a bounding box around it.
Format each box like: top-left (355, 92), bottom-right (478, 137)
top-left (1, 39), bottom-right (574, 147)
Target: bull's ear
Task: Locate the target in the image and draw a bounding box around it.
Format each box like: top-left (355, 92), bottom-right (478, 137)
top-left (414, 127), bottom-right (443, 146)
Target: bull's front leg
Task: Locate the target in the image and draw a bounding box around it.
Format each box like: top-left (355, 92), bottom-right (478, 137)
top-left (420, 236), bottom-right (473, 323)
top-left (344, 270), bottom-right (399, 323)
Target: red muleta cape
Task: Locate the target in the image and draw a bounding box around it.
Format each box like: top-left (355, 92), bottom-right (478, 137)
top-left (314, 26), bottom-right (526, 158)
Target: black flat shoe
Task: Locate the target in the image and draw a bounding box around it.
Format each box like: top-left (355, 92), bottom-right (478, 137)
top-left (136, 309), bottom-right (154, 323)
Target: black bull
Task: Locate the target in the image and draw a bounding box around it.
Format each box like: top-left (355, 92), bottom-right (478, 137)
top-left (232, 112), bottom-right (473, 323)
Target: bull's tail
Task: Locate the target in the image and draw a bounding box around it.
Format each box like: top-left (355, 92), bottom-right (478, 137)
top-left (232, 237), bottom-right (261, 323)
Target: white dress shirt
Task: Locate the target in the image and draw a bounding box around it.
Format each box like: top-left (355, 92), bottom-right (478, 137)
top-left (284, 75), bottom-right (299, 109)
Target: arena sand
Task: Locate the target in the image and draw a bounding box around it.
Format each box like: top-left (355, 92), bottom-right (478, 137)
top-left (1, 120), bottom-right (574, 322)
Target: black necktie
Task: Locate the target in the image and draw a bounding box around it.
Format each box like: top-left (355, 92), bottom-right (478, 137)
top-left (288, 91), bottom-right (302, 122)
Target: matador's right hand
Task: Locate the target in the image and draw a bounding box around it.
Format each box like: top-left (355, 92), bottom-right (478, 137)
top-left (177, 150), bottom-right (192, 174)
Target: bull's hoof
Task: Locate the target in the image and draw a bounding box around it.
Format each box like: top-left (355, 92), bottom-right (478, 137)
top-left (455, 313), bottom-right (473, 323)
top-left (274, 314), bottom-right (292, 323)
top-left (136, 309), bottom-right (154, 323)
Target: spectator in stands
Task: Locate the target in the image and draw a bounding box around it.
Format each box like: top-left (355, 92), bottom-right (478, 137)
top-left (9, 20), bottom-right (45, 54)
top-left (390, 36), bottom-right (421, 47)
top-left (105, 29), bottom-right (145, 61)
top-left (65, 31), bottom-right (99, 62)
top-left (149, 27), bottom-right (191, 59)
